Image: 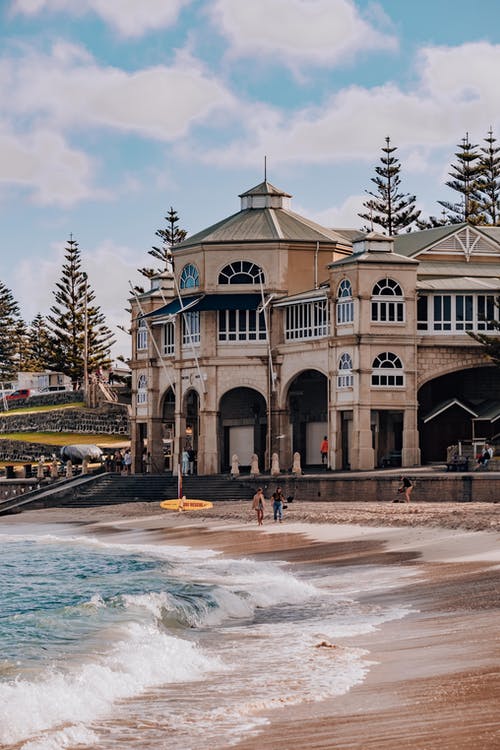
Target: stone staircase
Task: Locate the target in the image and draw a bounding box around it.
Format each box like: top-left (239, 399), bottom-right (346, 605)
top-left (67, 474), bottom-right (257, 507)
top-left (0, 473), bottom-right (259, 512)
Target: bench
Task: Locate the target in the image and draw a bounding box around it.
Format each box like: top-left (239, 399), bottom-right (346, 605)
top-left (446, 457), bottom-right (469, 472)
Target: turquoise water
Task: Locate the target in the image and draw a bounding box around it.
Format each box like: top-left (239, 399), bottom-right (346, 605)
top-left (0, 524), bottom-right (412, 750)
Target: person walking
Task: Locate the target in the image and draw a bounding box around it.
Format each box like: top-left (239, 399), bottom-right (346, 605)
top-left (252, 487), bottom-right (266, 526)
top-left (395, 476), bottom-right (413, 503)
top-left (272, 486), bottom-right (284, 522)
top-left (320, 436), bottom-right (329, 467)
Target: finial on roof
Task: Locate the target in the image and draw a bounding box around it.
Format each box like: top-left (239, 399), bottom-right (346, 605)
top-left (264, 155), bottom-right (267, 181)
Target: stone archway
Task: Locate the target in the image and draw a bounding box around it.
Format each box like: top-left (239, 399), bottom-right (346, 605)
top-left (160, 387), bottom-right (175, 472)
top-left (219, 388), bottom-right (267, 472)
top-left (183, 390), bottom-right (199, 471)
top-left (418, 365), bottom-right (499, 462)
top-left (286, 370), bottom-right (328, 467)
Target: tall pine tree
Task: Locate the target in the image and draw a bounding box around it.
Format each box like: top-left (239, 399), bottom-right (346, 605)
top-left (438, 133), bottom-right (483, 224)
top-left (358, 137), bottom-right (421, 235)
top-left (138, 206), bottom-right (187, 281)
top-left (476, 128), bottom-right (500, 225)
top-left (47, 236), bottom-right (115, 387)
top-left (0, 281), bottom-right (21, 381)
top-left (24, 314), bottom-right (55, 371)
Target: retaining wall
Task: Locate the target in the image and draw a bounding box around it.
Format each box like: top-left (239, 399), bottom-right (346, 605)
top-left (0, 405), bottom-right (129, 435)
top-left (245, 473), bottom-right (500, 503)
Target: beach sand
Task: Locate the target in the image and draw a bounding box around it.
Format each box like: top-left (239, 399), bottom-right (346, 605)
top-left (3, 500), bottom-right (500, 749)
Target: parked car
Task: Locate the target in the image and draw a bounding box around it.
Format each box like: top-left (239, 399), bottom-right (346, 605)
top-left (6, 388), bottom-right (31, 401)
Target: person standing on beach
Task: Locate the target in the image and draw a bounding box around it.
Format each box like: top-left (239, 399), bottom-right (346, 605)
top-left (252, 488), bottom-right (266, 526)
top-left (272, 487), bottom-right (284, 522)
top-left (320, 436), bottom-right (329, 467)
top-left (396, 476), bottom-right (413, 503)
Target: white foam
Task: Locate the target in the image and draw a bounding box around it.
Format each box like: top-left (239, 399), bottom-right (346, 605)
top-left (0, 622), bottom-right (222, 746)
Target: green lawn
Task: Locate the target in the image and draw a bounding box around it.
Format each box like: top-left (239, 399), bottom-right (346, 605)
top-left (0, 402), bottom-right (86, 415)
top-left (0, 432), bottom-right (128, 447)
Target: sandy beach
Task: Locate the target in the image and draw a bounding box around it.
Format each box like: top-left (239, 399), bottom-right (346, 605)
top-left (2, 500), bottom-right (500, 749)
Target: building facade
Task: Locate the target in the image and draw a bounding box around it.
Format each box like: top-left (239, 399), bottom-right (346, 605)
top-left (129, 182), bottom-right (500, 475)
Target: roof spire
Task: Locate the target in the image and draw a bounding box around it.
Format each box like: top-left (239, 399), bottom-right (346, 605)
top-left (264, 155), bottom-right (267, 182)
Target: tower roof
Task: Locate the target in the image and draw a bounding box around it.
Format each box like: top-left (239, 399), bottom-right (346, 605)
top-left (175, 181), bottom-right (351, 250)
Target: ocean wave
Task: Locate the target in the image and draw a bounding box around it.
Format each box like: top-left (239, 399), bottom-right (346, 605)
top-left (0, 621), bottom-right (222, 747)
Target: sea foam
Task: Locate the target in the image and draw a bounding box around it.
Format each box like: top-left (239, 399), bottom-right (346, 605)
top-left (0, 621), bottom-right (221, 746)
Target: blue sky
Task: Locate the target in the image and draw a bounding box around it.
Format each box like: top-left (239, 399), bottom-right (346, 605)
top-left (1, 0), bottom-right (500, 360)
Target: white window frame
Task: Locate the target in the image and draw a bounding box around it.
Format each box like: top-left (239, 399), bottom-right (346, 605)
top-left (137, 374), bottom-right (147, 404)
top-left (182, 310), bottom-right (200, 346)
top-left (417, 293), bottom-right (500, 333)
top-left (163, 321), bottom-right (175, 355)
top-left (337, 279), bottom-right (354, 324)
top-left (371, 352), bottom-right (405, 388)
top-left (284, 299), bottom-right (330, 341)
top-left (218, 261), bottom-right (265, 285)
top-left (337, 352), bottom-right (354, 388)
top-left (136, 319), bottom-right (148, 351)
top-left (371, 278), bottom-right (405, 323)
top-left (218, 309), bottom-right (266, 342)
top-left (179, 263), bottom-right (200, 289)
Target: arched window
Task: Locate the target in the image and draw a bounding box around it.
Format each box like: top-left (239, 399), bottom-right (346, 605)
top-left (371, 278), bottom-right (404, 323)
top-left (337, 278), bottom-right (354, 324)
top-left (218, 260), bottom-right (264, 285)
top-left (136, 319), bottom-right (147, 351)
top-left (137, 374), bottom-right (148, 404)
top-left (371, 352), bottom-right (404, 387)
top-left (337, 353), bottom-right (353, 388)
top-left (180, 263), bottom-right (200, 289)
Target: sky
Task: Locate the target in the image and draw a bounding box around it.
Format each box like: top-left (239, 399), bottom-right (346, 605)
top-left (1, 0), bottom-right (500, 361)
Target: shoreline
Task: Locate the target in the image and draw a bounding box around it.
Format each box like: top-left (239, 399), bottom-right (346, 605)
top-left (2, 502), bottom-right (500, 749)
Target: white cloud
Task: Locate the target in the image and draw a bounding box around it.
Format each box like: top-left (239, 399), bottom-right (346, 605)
top-left (209, 0), bottom-right (398, 68)
top-left (300, 193), bottom-right (366, 229)
top-left (199, 41), bottom-right (500, 170)
top-left (11, 0), bottom-right (191, 37)
top-left (1, 44), bottom-right (236, 141)
top-left (0, 128), bottom-right (100, 205)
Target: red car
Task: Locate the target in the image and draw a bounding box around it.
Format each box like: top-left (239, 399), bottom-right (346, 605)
top-left (6, 389), bottom-right (31, 401)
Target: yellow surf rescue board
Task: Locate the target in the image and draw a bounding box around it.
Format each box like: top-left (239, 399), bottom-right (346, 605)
top-left (160, 498), bottom-right (213, 512)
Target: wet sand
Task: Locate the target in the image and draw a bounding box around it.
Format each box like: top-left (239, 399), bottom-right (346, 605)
top-left (2, 501), bottom-right (500, 749)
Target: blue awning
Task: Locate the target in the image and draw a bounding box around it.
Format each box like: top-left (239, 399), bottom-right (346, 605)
top-left (143, 293), bottom-right (261, 320)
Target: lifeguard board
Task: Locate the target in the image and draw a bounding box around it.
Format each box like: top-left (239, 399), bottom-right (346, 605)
top-left (160, 498), bottom-right (213, 511)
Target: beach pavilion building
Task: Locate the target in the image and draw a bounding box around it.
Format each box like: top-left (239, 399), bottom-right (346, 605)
top-left (128, 180), bottom-right (500, 475)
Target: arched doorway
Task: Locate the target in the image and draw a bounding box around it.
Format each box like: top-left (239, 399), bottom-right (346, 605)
top-left (219, 388), bottom-right (267, 472)
top-left (287, 370), bottom-right (328, 467)
top-left (183, 390), bottom-right (199, 471)
top-left (418, 365), bottom-right (500, 462)
top-left (161, 388), bottom-right (175, 472)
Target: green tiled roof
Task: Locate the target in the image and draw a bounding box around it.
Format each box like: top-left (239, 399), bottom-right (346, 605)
top-left (392, 224), bottom-right (465, 257)
top-left (175, 207), bottom-right (351, 249)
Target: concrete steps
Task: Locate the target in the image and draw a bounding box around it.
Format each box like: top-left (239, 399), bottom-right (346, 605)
top-left (61, 474), bottom-right (257, 507)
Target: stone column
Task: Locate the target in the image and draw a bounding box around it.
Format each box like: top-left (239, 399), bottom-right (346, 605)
top-left (402, 406), bottom-right (421, 467)
top-left (147, 417), bottom-right (165, 474)
top-left (350, 404), bottom-right (375, 470)
top-left (130, 418), bottom-right (144, 474)
top-left (198, 409), bottom-right (219, 475)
